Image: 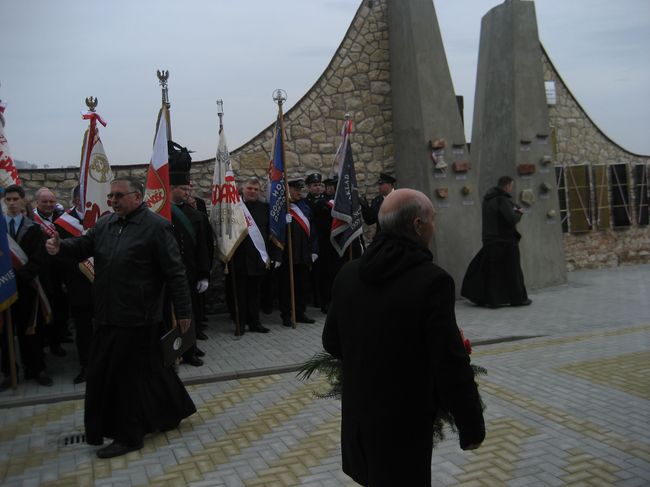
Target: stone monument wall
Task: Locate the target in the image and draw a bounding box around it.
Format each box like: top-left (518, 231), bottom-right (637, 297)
top-left (543, 48), bottom-right (650, 270)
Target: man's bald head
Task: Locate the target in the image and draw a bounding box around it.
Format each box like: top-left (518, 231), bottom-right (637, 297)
top-left (35, 187), bottom-right (57, 217)
top-left (378, 188), bottom-right (436, 246)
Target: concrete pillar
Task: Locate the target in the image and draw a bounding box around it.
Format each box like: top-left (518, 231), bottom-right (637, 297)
top-left (387, 0), bottom-right (482, 290)
top-left (471, 0), bottom-right (566, 289)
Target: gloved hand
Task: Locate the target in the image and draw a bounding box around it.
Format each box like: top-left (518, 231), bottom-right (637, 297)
top-left (285, 214), bottom-right (293, 223)
top-left (196, 279), bottom-right (209, 294)
top-left (274, 261), bottom-right (282, 269)
top-left (311, 253), bottom-right (318, 263)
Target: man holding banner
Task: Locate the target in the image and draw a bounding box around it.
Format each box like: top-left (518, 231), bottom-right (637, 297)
top-left (1, 184), bottom-right (52, 388)
top-left (230, 177), bottom-right (270, 333)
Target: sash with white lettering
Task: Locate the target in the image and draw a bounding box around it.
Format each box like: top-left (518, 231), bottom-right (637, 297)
top-left (32, 210), bottom-right (57, 238)
top-left (7, 236), bottom-right (53, 333)
top-left (289, 203), bottom-right (310, 237)
top-left (241, 203), bottom-right (269, 266)
top-left (53, 211), bottom-right (95, 282)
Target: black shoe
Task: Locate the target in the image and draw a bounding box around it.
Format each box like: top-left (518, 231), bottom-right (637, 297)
top-left (34, 371), bottom-right (53, 387)
top-left (96, 441), bottom-right (142, 459)
top-left (50, 346), bottom-right (67, 357)
top-left (195, 348), bottom-right (205, 358)
top-left (282, 317), bottom-right (293, 327)
top-left (73, 368), bottom-right (86, 385)
top-left (511, 299), bottom-right (532, 306)
top-left (249, 324), bottom-right (270, 333)
top-left (184, 355), bottom-right (204, 367)
top-left (196, 330), bottom-right (208, 341)
top-left (296, 314), bottom-right (315, 324)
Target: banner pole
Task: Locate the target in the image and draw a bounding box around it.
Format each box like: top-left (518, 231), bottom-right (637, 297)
top-left (278, 102), bottom-right (297, 328)
top-left (5, 309), bottom-right (18, 391)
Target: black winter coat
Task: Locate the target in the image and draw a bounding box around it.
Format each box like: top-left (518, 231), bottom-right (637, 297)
top-left (323, 232), bottom-right (485, 486)
top-left (59, 203), bottom-right (191, 326)
top-left (481, 186), bottom-right (522, 243)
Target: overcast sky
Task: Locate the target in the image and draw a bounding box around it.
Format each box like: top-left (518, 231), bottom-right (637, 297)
top-left (2, 0), bottom-right (649, 167)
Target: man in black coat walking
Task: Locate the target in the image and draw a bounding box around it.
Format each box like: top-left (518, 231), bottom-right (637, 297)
top-left (323, 188), bottom-right (485, 487)
top-left (461, 176), bottom-right (531, 307)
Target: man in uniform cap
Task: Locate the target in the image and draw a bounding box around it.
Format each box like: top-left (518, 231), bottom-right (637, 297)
top-left (305, 172), bottom-right (324, 204)
top-left (323, 176), bottom-right (338, 198)
top-left (168, 141), bottom-right (211, 366)
top-left (274, 178), bottom-right (318, 327)
top-left (361, 172), bottom-right (396, 232)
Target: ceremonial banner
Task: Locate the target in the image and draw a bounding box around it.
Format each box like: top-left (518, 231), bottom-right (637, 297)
top-left (268, 117), bottom-right (287, 253)
top-left (330, 123), bottom-right (363, 256)
top-left (0, 204), bottom-right (17, 322)
top-left (0, 102), bottom-right (20, 188)
top-left (210, 122), bottom-right (248, 263)
top-left (79, 110), bottom-right (113, 229)
top-left (145, 111), bottom-right (171, 221)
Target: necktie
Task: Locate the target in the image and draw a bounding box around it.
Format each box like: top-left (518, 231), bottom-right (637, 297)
top-left (9, 218), bottom-right (16, 239)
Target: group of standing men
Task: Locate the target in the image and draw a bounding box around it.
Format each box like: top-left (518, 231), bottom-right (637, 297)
top-left (1, 184), bottom-right (94, 389)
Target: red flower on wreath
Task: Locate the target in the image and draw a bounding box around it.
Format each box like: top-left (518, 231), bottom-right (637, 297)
top-left (459, 328), bottom-right (472, 355)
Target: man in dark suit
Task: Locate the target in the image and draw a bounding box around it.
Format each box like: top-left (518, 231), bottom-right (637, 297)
top-left (1, 184), bottom-right (52, 388)
top-left (313, 176), bottom-right (363, 314)
top-left (323, 188), bottom-right (485, 486)
top-left (54, 185), bottom-right (94, 383)
top-left (230, 177), bottom-right (270, 333)
top-left (276, 178), bottom-right (318, 327)
top-left (188, 180), bottom-right (214, 330)
top-left (33, 187), bottom-right (68, 357)
top-left (360, 172), bottom-right (396, 233)
top-left (304, 173), bottom-right (325, 309)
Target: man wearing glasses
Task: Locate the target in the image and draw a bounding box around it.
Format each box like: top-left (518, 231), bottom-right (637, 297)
top-left (45, 176), bottom-right (196, 459)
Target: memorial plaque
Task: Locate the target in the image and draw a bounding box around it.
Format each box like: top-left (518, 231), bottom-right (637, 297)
top-left (517, 163), bottom-right (536, 175)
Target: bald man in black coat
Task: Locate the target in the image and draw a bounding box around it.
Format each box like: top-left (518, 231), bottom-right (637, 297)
top-left (323, 189), bottom-right (485, 487)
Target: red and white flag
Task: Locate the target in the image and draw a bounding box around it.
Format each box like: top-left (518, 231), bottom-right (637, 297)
top-left (210, 119), bottom-right (248, 263)
top-left (7, 236), bottom-right (52, 332)
top-left (54, 211), bottom-right (95, 282)
top-left (145, 111), bottom-right (171, 221)
top-left (0, 102), bottom-right (21, 188)
top-left (79, 110), bottom-right (113, 229)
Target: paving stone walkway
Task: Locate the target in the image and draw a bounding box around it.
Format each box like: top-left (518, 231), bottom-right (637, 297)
top-left (0, 264), bottom-right (648, 485)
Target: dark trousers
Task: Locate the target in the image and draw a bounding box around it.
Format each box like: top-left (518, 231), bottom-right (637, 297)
top-left (309, 260), bottom-right (322, 307)
top-left (279, 263), bottom-right (308, 319)
top-left (46, 284), bottom-right (69, 349)
top-left (71, 306), bottom-right (94, 368)
top-left (233, 272), bottom-right (264, 327)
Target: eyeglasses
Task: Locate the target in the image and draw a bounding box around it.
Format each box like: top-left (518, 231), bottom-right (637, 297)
top-left (107, 191), bottom-right (138, 200)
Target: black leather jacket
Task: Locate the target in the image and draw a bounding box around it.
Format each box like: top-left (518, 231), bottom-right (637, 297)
top-left (60, 203), bottom-right (191, 327)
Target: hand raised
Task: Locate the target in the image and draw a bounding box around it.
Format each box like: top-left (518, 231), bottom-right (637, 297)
top-left (45, 231), bottom-right (61, 255)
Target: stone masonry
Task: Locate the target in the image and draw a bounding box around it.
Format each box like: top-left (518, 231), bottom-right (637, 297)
top-left (543, 48), bottom-right (650, 269)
